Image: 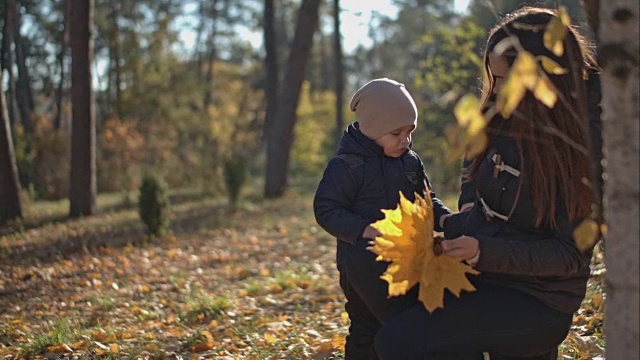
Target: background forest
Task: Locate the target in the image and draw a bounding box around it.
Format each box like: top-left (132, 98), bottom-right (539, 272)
top-left (0, 0), bottom-right (592, 205)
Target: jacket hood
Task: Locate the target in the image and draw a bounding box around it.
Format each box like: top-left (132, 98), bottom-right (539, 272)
top-left (336, 122), bottom-right (385, 158)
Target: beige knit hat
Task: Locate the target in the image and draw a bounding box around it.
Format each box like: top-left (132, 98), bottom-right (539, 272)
top-left (349, 78), bottom-right (418, 140)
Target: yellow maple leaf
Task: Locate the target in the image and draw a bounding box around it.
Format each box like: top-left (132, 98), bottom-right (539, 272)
top-left (313, 335), bottom-right (346, 359)
top-left (190, 341), bottom-right (214, 353)
top-left (497, 52), bottom-right (534, 118)
top-left (539, 56), bottom-right (568, 75)
top-left (543, 6), bottom-right (570, 56)
top-left (447, 95), bottom-right (490, 162)
top-left (454, 94), bottom-right (486, 132)
top-left (497, 51), bottom-right (557, 118)
top-left (331, 335), bottom-right (346, 351)
top-left (46, 344), bottom-right (73, 354)
top-left (369, 192), bottom-right (479, 312)
top-left (264, 332), bottom-right (278, 344)
top-left (341, 311), bottom-right (349, 325)
top-left (200, 330), bottom-right (214, 342)
top-left (573, 218), bottom-right (600, 252)
top-left (532, 73), bottom-right (557, 108)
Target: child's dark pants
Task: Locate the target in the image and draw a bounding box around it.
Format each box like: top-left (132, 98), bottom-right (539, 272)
top-left (340, 271), bottom-right (381, 359)
top-left (338, 238), bottom-right (421, 359)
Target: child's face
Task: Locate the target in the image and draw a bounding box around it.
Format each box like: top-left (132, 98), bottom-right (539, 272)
top-left (374, 124), bottom-right (415, 158)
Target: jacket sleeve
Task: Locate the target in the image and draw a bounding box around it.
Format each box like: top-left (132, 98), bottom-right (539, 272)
top-left (424, 177), bottom-right (452, 233)
top-left (474, 225), bottom-right (592, 277)
top-left (313, 158), bottom-right (370, 244)
top-left (442, 211), bottom-right (470, 239)
top-left (458, 158), bottom-right (476, 211)
top-left (414, 156), bottom-right (451, 232)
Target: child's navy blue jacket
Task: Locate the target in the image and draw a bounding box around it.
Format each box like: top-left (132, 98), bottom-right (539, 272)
top-left (314, 122), bottom-right (450, 252)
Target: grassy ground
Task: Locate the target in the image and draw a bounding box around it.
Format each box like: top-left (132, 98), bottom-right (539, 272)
top-left (0, 180), bottom-right (605, 359)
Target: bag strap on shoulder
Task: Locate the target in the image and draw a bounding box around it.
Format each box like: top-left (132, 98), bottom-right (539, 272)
top-left (335, 154), bottom-right (363, 169)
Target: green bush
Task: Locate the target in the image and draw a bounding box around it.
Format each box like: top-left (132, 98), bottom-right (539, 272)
top-left (138, 173), bottom-right (170, 236)
top-left (223, 157), bottom-right (247, 209)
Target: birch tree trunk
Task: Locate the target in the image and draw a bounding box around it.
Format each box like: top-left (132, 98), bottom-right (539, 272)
top-left (598, 1), bottom-right (639, 358)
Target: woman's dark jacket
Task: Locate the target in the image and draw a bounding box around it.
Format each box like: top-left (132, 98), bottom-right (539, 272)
top-left (314, 122), bottom-right (451, 269)
top-left (443, 122), bottom-right (593, 314)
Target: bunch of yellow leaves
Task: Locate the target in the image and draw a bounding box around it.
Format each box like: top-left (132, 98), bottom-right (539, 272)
top-left (368, 192), bottom-right (479, 313)
top-left (446, 7), bottom-right (573, 163)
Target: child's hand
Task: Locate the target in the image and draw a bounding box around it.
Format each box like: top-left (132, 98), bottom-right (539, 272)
top-left (362, 225), bottom-right (382, 240)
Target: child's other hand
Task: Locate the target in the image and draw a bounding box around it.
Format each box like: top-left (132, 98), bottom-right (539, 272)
top-left (362, 225), bottom-right (382, 240)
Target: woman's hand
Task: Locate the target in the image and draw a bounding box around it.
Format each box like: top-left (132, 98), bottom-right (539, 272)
top-left (362, 225), bottom-right (382, 240)
top-left (441, 236), bottom-right (480, 263)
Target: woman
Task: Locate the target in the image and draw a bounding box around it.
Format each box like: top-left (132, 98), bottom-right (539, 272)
top-left (374, 7), bottom-right (600, 359)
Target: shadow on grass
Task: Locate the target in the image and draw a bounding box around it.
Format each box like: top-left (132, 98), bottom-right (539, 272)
top-left (0, 221), bottom-right (146, 267)
top-left (0, 196), bottom-right (232, 267)
top-left (69, 190), bottom-right (211, 215)
top-left (0, 189), bottom-right (222, 237)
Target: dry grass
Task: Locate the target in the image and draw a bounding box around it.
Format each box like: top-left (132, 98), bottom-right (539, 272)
top-left (0, 181), bottom-right (604, 359)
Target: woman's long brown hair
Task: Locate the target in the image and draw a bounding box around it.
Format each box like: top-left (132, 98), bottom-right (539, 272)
top-left (471, 7), bottom-right (598, 227)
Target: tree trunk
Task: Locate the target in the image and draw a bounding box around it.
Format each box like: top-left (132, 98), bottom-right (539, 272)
top-left (111, 3), bottom-right (122, 119)
top-left (320, 32), bottom-right (331, 92)
top-left (310, 30), bottom-right (327, 94)
top-left (69, 0), bottom-right (96, 217)
top-left (1, 5), bottom-right (19, 128)
top-left (264, 0), bottom-right (321, 198)
top-left (104, 3), bottom-right (121, 119)
top-left (203, 33), bottom-right (217, 111)
top-left (54, 0), bottom-right (72, 130)
top-left (333, 0), bottom-right (344, 149)
top-left (8, 0), bottom-right (34, 134)
top-left (275, 1), bottom-right (291, 82)
top-left (263, 0), bottom-right (278, 145)
top-left (194, 0), bottom-right (206, 74)
top-left (0, 72), bottom-right (22, 222)
top-left (203, 0), bottom-right (219, 112)
top-left (598, 0), bottom-right (640, 358)
top-left (583, 0), bottom-right (600, 38)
